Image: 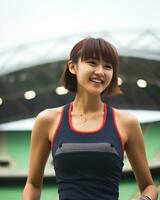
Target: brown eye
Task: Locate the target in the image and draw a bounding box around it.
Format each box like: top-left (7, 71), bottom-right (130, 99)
top-left (87, 60), bottom-right (96, 66)
top-left (104, 64), bottom-right (113, 70)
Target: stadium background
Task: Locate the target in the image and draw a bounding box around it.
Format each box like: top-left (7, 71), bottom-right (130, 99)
top-left (0, 1), bottom-right (160, 199)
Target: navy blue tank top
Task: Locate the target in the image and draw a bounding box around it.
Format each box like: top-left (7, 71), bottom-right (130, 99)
top-left (51, 102), bottom-right (124, 200)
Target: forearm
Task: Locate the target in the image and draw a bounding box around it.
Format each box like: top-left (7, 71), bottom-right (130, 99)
top-left (22, 182), bottom-right (41, 200)
top-left (140, 185), bottom-right (158, 200)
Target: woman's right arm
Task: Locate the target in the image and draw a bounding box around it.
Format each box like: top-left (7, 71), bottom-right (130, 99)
top-left (22, 110), bottom-right (53, 200)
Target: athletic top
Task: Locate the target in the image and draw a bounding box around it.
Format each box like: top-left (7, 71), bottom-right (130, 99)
top-left (51, 102), bottom-right (124, 200)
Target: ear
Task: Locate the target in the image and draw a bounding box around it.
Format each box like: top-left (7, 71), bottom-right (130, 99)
top-left (68, 60), bottom-right (77, 75)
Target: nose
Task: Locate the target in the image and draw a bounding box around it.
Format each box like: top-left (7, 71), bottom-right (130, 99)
top-left (94, 65), bottom-right (104, 74)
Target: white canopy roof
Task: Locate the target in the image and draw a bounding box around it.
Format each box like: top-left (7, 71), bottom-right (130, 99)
top-left (0, 30), bottom-right (160, 76)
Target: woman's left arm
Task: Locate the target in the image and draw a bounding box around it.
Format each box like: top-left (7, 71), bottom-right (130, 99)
top-left (125, 114), bottom-right (158, 200)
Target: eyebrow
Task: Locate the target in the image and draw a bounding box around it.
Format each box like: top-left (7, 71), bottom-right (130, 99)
top-left (86, 58), bottom-right (113, 66)
top-left (105, 63), bottom-right (113, 66)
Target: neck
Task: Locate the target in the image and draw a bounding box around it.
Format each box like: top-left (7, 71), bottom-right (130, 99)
top-left (72, 93), bottom-right (104, 114)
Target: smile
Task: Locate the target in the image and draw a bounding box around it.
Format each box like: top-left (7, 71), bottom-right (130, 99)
top-left (90, 78), bottom-right (104, 84)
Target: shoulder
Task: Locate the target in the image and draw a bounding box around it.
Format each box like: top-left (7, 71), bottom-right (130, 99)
top-left (113, 107), bottom-right (141, 143)
top-left (32, 106), bottom-right (64, 139)
top-left (36, 106), bottom-right (63, 124)
top-left (113, 107), bottom-right (139, 126)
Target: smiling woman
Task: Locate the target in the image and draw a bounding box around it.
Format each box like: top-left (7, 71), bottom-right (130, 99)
top-left (60, 38), bottom-right (121, 96)
top-left (23, 38), bottom-right (158, 200)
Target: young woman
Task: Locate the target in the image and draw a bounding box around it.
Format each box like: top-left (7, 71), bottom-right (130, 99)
top-left (23, 38), bottom-right (158, 200)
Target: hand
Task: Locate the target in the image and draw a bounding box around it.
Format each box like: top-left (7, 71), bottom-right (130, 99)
top-left (139, 195), bottom-right (151, 200)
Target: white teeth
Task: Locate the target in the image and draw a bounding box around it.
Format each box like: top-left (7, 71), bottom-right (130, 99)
top-left (90, 78), bottom-right (103, 83)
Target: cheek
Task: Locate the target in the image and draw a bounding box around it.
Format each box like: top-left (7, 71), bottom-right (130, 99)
top-left (76, 72), bottom-right (87, 85)
top-left (107, 71), bottom-right (113, 82)
top-left (77, 69), bottom-right (90, 81)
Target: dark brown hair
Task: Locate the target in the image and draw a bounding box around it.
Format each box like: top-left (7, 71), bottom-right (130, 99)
top-left (59, 37), bottom-right (122, 96)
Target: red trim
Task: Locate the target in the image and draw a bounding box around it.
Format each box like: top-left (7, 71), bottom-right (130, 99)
top-left (112, 107), bottom-right (125, 153)
top-left (68, 102), bottom-right (107, 134)
top-left (51, 107), bottom-right (64, 146)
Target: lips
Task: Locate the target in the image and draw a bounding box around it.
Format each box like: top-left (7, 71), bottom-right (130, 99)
top-left (89, 77), bottom-right (104, 84)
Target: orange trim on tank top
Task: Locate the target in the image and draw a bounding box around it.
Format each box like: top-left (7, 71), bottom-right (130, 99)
top-left (112, 107), bottom-right (125, 154)
top-left (51, 106), bottom-right (64, 146)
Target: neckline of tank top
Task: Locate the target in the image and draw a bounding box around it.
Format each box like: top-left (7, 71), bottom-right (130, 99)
top-left (68, 101), bottom-right (107, 134)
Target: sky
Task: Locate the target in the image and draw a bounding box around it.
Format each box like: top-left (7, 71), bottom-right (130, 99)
top-left (0, 0), bottom-right (160, 49)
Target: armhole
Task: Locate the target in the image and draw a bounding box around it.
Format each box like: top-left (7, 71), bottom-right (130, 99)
top-left (51, 107), bottom-right (64, 146)
top-left (112, 107), bottom-right (125, 154)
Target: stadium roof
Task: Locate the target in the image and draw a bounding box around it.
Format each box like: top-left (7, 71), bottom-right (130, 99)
top-left (0, 29), bottom-right (160, 76)
top-left (0, 30), bottom-right (160, 123)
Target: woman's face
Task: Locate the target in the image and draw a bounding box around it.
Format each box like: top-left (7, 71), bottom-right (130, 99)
top-left (75, 57), bottom-right (113, 95)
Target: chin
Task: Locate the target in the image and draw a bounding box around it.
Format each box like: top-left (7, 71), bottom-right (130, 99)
top-left (88, 89), bottom-right (103, 96)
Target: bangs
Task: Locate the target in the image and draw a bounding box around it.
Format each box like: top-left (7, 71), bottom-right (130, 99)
top-left (71, 38), bottom-right (118, 67)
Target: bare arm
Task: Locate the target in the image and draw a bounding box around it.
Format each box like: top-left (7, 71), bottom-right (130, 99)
top-left (22, 110), bottom-right (52, 200)
top-left (125, 115), bottom-right (158, 200)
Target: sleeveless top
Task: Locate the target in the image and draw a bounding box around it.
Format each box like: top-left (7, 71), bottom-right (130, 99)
top-left (51, 102), bottom-right (124, 200)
